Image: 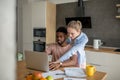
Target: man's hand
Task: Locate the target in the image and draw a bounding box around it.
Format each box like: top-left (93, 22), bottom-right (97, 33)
top-left (49, 62), bottom-right (61, 70)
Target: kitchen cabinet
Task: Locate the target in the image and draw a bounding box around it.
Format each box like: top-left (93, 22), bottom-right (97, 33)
top-left (86, 50), bottom-right (120, 80)
top-left (115, 4), bottom-right (120, 18)
top-left (46, 1), bottom-right (56, 44)
top-left (22, 3), bottom-right (33, 51)
top-left (22, 1), bottom-right (56, 53)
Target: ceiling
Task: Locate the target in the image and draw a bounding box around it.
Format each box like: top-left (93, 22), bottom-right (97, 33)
top-left (49, 0), bottom-right (89, 4)
top-left (49, 0), bottom-right (78, 4)
top-left (27, 0), bottom-right (89, 4)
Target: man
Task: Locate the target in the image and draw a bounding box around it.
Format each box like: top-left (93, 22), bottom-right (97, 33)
top-left (45, 27), bottom-right (78, 70)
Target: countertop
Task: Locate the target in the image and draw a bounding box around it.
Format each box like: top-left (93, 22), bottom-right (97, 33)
top-left (17, 61), bottom-right (107, 80)
top-left (85, 45), bottom-right (120, 55)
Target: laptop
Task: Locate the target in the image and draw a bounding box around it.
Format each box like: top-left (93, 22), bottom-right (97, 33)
top-left (25, 50), bottom-right (49, 72)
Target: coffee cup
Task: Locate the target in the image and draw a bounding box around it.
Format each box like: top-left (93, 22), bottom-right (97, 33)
top-left (93, 39), bottom-right (102, 50)
top-left (86, 65), bottom-right (96, 77)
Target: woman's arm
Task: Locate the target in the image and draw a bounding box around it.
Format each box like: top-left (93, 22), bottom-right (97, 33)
top-left (61, 54), bottom-right (77, 67)
top-left (49, 54), bottom-right (77, 70)
top-left (59, 33), bottom-right (88, 62)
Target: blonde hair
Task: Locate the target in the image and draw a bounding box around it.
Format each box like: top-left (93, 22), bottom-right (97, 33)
top-left (67, 20), bottom-right (82, 31)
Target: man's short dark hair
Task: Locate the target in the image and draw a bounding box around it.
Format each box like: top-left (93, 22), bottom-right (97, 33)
top-left (56, 27), bottom-right (67, 35)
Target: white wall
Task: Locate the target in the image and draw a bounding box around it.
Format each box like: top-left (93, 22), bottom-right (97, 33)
top-left (0, 0), bottom-right (16, 80)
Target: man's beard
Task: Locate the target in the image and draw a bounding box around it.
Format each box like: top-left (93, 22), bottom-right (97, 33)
top-left (57, 40), bottom-right (66, 46)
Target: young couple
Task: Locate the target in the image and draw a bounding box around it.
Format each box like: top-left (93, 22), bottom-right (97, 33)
top-left (45, 20), bottom-right (88, 70)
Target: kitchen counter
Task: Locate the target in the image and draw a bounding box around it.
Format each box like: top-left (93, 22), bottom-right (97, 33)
top-left (85, 45), bottom-right (120, 54)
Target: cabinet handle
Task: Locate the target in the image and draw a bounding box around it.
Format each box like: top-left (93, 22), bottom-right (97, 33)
top-left (89, 63), bottom-right (102, 66)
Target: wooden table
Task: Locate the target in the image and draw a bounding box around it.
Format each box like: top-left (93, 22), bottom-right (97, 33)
top-left (17, 61), bottom-right (107, 80)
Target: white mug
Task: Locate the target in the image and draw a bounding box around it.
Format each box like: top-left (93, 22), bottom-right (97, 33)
top-left (93, 39), bottom-right (102, 49)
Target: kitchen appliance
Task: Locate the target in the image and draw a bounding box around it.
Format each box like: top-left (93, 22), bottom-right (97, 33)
top-left (93, 39), bottom-right (102, 49)
top-left (33, 41), bottom-right (45, 52)
top-left (33, 28), bottom-right (46, 52)
top-left (33, 28), bottom-right (46, 37)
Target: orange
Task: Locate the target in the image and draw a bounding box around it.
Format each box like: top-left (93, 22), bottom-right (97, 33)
top-left (26, 74), bottom-right (33, 80)
top-left (32, 71), bottom-right (43, 80)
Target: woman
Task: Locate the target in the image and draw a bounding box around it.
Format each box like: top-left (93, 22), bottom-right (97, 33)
top-left (53, 20), bottom-right (88, 69)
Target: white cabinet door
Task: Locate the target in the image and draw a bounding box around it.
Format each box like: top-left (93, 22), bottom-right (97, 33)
top-left (86, 51), bottom-right (107, 67)
top-left (32, 1), bottom-right (46, 28)
top-left (103, 53), bottom-right (120, 80)
top-left (86, 50), bottom-right (120, 80)
top-left (22, 3), bottom-right (33, 52)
